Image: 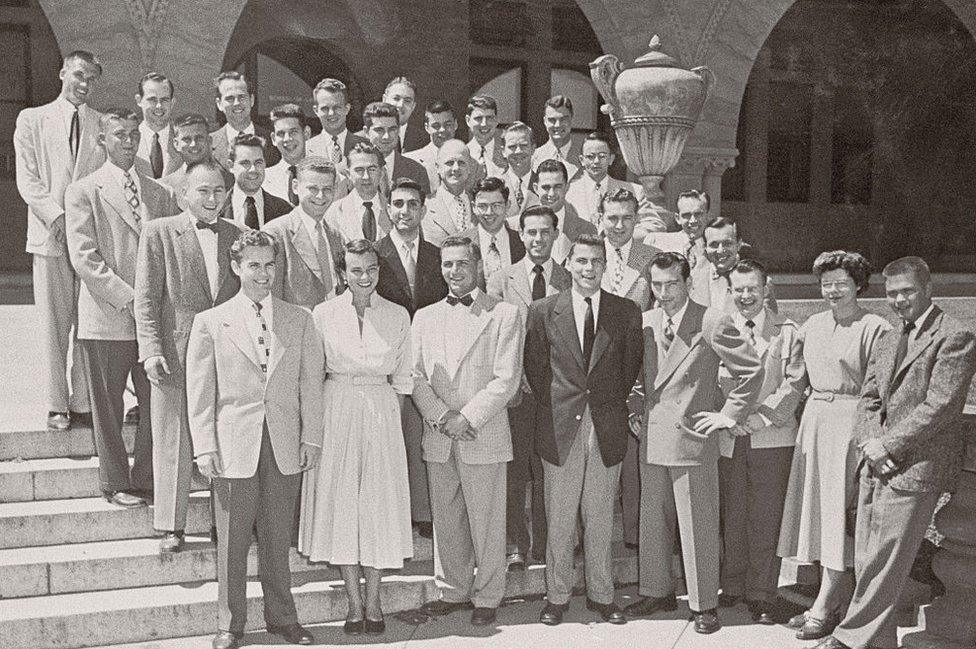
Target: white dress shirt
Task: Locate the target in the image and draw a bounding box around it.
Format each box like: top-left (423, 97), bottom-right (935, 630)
top-left (191, 214), bottom-right (220, 298)
top-left (659, 298), bottom-right (689, 356)
top-left (523, 256), bottom-right (554, 296)
top-left (444, 287), bottom-right (481, 368)
top-left (549, 207), bottom-right (572, 265)
top-left (103, 160), bottom-right (148, 221)
top-left (733, 308), bottom-right (768, 355)
top-left (224, 122), bottom-right (254, 144)
top-left (570, 173), bottom-right (609, 225)
top-left (571, 287), bottom-right (601, 349)
top-left (477, 225), bottom-right (511, 278)
top-left (237, 290), bottom-right (273, 365)
top-left (228, 188), bottom-right (265, 228)
top-left (56, 96), bottom-right (86, 141)
top-left (137, 122), bottom-right (173, 172)
top-left (263, 160), bottom-right (295, 202)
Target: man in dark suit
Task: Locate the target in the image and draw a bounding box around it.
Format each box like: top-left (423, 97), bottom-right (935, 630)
top-left (362, 101), bottom-right (430, 196)
top-left (486, 205), bottom-right (571, 571)
top-left (134, 72), bottom-right (182, 179)
top-left (134, 160), bottom-right (242, 554)
top-left (524, 233), bottom-right (643, 626)
top-left (65, 107), bottom-right (181, 508)
top-left (210, 71), bottom-right (279, 169)
top-left (819, 257), bottom-right (976, 649)
top-left (524, 159), bottom-right (599, 265)
top-left (462, 176), bottom-right (525, 289)
top-left (375, 177), bottom-right (447, 538)
top-left (222, 133), bottom-right (291, 229)
top-left (382, 76), bottom-right (420, 151)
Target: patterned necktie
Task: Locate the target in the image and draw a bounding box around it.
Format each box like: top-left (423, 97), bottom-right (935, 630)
top-left (252, 302), bottom-right (271, 375)
top-left (478, 145), bottom-right (487, 174)
top-left (485, 235), bottom-right (502, 278)
top-left (453, 194), bottom-right (469, 231)
top-left (243, 195), bottom-right (259, 230)
top-left (593, 180), bottom-right (603, 222)
top-left (531, 264), bottom-right (546, 301)
top-left (515, 178), bottom-right (524, 210)
top-left (745, 319), bottom-right (756, 346)
top-left (609, 247), bottom-right (625, 294)
top-left (362, 200), bottom-right (377, 241)
top-left (663, 316), bottom-right (675, 352)
top-left (685, 238), bottom-right (700, 269)
top-left (583, 296), bottom-right (595, 369)
top-left (330, 134), bottom-right (342, 164)
top-left (403, 240), bottom-right (417, 297)
top-left (70, 106), bottom-right (80, 159)
top-left (315, 219), bottom-right (334, 293)
top-left (287, 165), bottom-right (298, 206)
top-left (123, 171), bottom-right (141, 223)
top-left (150, 132), bottom-right (163, 179)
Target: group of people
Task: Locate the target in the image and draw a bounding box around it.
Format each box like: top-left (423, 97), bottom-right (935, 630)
top-left (14, 49), bottom-right (976, 649)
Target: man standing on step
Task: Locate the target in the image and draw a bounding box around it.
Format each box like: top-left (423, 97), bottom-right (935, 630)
top-left (187, 229), bottom-right (322, 649)
top-left (135, 160), bottom-right (242, 554)
top-left (263, 104), bottom-right (311, 206)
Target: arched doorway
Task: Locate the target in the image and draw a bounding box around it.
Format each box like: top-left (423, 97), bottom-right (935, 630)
top-left (721, 0), bottom-right (976, 273)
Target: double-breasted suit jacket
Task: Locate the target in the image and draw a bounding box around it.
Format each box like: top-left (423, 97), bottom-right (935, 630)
top-left (262, 207), bottom-right (344, 310)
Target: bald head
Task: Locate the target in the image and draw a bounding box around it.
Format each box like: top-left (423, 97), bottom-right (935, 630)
top-left (436, 139), bottom-right (473, 194)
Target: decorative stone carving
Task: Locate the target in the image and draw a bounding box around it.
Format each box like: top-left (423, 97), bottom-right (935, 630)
top-left (124, 0), bottom-right (171, 71)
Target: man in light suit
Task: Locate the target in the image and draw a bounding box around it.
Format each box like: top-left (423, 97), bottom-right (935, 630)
top-left (718, 259), bottom-right (803, 624)
top-left (530, 95), bottom-right (580, 180)
top-left (500, 122), bottom-right (537, 220)
top-left (466, 95), bottom-right (507, 180)
top-left (210, 71), bottom-right (279, 169)
top-left (525, 159), bottom-right (598, 265)
top-left (375, 178), bottom-right (448, 538)
top-left (187, 230), bottom-right (322, 649)
top-left (363, 101), bottom-right (431, 196)
top-left (14, 50), bottom-right (106, 430)
top-left (66, 107), bottom-right (180, 508)
top-left (413, 236), bottom-right (523, 627)
top-left (325, 142), bottom-right (390, 242)
top-left (462, 176), bottom-right (525, 288)
top-left (422, 139), bottom-right (475, 247)
top-left (160, 114), bottom-right (233, 208)
top-left (524, 233), bottom-right (643, 626)
top-left (486, 205), bottom-right (571, 571)
top-left (134, 72), bottom-right (182, 179)
top-left (404, 100), bottom-right (458, 192)
top-left (624, 251), bottom-right (764, 634)
top-left (819, 257), bottom-right (976, 649)
top-left (701, 217), bottom-right (776, 313)
top-left (223, 133), bottom-right (291, 230)
top-left (263, 157), bottom-right (343, 311)
top-left (135, 160), bottom-right (242, 554)
top-left (643, 190), bottom-right (712, 305)
top-left (306, 78), bottom-right (369, 169)
top-left (263, 104), bottom-right (311, 206)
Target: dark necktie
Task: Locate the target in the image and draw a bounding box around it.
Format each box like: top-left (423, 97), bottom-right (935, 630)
top-left (583, 296), bottom-right (595, 369)
top-left (531, 264), bottom-right (546, 301)
top-left (150, 131), bottom-right (163, 178)
top-left (744, 318), bottom-right (756, 346)
top-left (244, 195), bottom-right (259, 230)
top-left (663, 316), bottom-right (675, 352)
top-left (447, 293), bottom-right (474, 307)
top-left (287, 165), bottom-right (298, 206)
top-left (890, 320), bottom-right (915, 384)
top-left (70, 106), bottom-right (80, 159)
top-left (362, 200), bottom-right (377, 241)
top-left (195, 219), bottom-right (219, 233)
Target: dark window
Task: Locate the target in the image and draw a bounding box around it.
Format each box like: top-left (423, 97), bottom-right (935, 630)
top-left (0, 24), bottom-right (30, 179)
top-left (831, 88), bottom-right (872, 205)
top-left (552, 3), bottom-right (602, 53)
top-left (766, 81), bottom-right (812, 203)
top-left (469, 0), bottom-right (529, 48)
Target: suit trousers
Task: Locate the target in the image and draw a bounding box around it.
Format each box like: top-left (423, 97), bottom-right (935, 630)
top-left (402, 396), bottom-right (431, 523)
top-left (718, 438), bottom-right (793, 602)
top-left (505, 390), bottom-right (547, 558)
top-left (833, 471), bottom-right (941, 649)
top-left (213, 425), bottom-right (301, 635)
top-left (80, 339), bottom-right (153, 494)
top-left (427, 443), bottom-right (507, 608)
top-left (543, 409), bottom-right (621, 605)
top-left (150, 377), bottom-right (194, 532)
top-left (33, 253), bottom-right (89, 412)
top-left (639, 460), bottom-right (720, 612)
top-left (620, 434), bottom-right (641, 546)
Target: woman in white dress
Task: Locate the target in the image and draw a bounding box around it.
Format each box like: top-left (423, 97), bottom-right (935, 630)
top-left (299, 239), bottom-right (414, 636)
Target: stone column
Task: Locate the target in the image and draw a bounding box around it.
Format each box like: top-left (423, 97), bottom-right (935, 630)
top-left (903, 414), bottom-right (976, 649)
top-left (664, 146), bottom-right (738, 220)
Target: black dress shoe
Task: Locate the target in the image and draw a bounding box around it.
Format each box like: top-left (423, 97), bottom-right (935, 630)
top-left (212, 630), bottom-right (243, 649)
top-left (691, 608), bottom-right (721, 634)
top-left (812, 637), bottom-right (851, 649)
top-left (343, 617), bottom-right (364, 635)
top-left (364, 616), bottom-right (385, 635)
top-left (104, 490), bottom-right (146, 508)
top-left (717, 592), bottom-right (743, 608)
top-left (506, 552), bottom-right (526, 571)
top-left (421, 599), bottom-right (472, 616)
top-left (585, 599), bottom-right (627, 624)
top-left (540, 602), bottom-right (568, 626)
top-left (159, 531), bottom-right (184, 554)
top-left (415, 521), bottom-right (433, 539)
top-left (471, 607), bottom-right (497, 626)
top-left (267, 622), bottom-right (313, 644)
top-left (623, 593), bottom-right (677, 617)
top-left (796, 612), bottom-right (840, 640)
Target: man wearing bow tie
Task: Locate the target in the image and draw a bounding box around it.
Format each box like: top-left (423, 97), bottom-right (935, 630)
top-left (413, 236), bottom-right (522, 627)
top-left (135, 160), bottom-right (242, 554)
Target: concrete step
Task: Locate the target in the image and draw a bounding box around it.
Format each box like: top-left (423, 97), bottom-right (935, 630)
top-left (0, 456), bottom-right (209, 502)
top-left (0, 492), bottom-right (212, 550)
top-left (0, 533), bottom-right (436, 598)
top-left (0, 423), bottom-right (135, 461)
top-left (0, 548), bottom-right (638, 649)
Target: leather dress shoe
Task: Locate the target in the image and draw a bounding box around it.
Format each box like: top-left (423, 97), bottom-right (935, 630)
top-left (159, 531), bottom-right (184, 554)
top-left (747, 599), bottom-right (777, 625)
top-left (623, 593), bottom-right (677, 617)
top-left (47, 412), bottom-right (70, 431)
top-left (813, 637), bottom-right (852, 649)
top-left (540, 601), bottom-right (568, 626)
top-left (343, 616), bottom-right (364, 635)
top-left (717, 592), bottom-right (743, 608)
top-left (104, 490), bottom-right (146, 508)
top-left (471, 607), bottom-right (497, 626)
top-left (211, 630), bottom-right (243, 649)
top-left (691, 608), bottom-right (721, 634)
top-left (267, 622), bottom-right (313, 645)
top-left (70, 411), bottom-right (93, 428)
top-left (421, 599), bottom-right (472, 616)
top-left (364, 616), bottom-right (385, 635)
top-left (506, 552), bottom-right (526, 571)
top-left (796, 612), bottom-right (840, 640)
top-left (586, 599), bottom-right (626, 624)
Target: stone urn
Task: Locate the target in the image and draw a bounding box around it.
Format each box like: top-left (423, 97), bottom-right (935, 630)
top-left (590, 35), bottom-right (714, 206)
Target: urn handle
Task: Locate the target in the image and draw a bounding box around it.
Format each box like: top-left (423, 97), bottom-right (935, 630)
top-left (590, 54), bottom-right (623, 119)
top-left (691, 65), bottom-right (715, 102)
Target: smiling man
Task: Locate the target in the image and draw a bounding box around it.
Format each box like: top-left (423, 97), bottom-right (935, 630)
top-left (701, 217), bottom-right (776, 313)
top-left (466, 95), bottom-right (507, 179)
top-left (565, 132), bottom-right (645, 227)
top-left (531, 95), bottom-right (580, 180)
top-left (306, 78), bottom-right (368, 170)
top-left (382, 76), bottom-right (418, 150)
top-left (160, 113), bottom-right (233, 209)
top-left (210, 71), bottom-right (279, 169)
top-left (501, 122), bottom-right (536, 219)
top-left (404, 100), bottom-right (458, 191)
top-left (462, 176), bottom-right (525, 287)
top-left (528, 159), bottom-right (598, 265)
top-left (224, 133), bottom-right (291, 230)
top-left (325, 142), bottom-right (390, 243)
top-left (422, 139), bottom-right (475, 247)
top-left (645, 189), bottom-right (713, 304)
top-left (263, 104), bottom-right (311, 206)
top-left (362, 101), bottom-right (430, 196)
top-left (134, 72), bottom-right (181, 179)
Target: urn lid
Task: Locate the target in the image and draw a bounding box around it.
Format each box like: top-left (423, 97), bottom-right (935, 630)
top-left (632, 35), bottom-right (680, 68)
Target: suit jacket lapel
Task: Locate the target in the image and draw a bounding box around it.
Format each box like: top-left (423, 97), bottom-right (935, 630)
top-left (74, 109), bottom-right (101, 179)
top-left (550, 264), bottom-right (572, 292)
top-left (96, 167), bottom-right (142, 234)
top-left (266, 300), bottom-right (292, 377)
top-left (588, 292), bottom-right (611, 372)
top-left (654, 302), bottom-right (704, 390)
top-left (891, 308), bottom-right (942, 387)
top-left (552, 290), bottom-right (585, 371)
top-left (221, 302), bottom-right (264, 370)
top-left (378, 236), bottom-right (412, 302)
top-left (176, 217), bottom-right (213, 302)
top-left (289, 213), bottom-right (324, 282)
top-left (451, 292), bottom-right (494, 380)
top-left (215, 223), bottom-right (236, 301)
top-left (509, 263), bottom-right (532, 307)
top-left (429, 193), bottom-right (459, 237)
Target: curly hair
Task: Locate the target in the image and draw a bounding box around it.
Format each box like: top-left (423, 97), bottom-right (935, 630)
top-left (813, 250), bottom-right (873, 294)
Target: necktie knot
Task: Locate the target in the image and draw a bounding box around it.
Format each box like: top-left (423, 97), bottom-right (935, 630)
top-left (533, 264), bottom-right (544, 275)
top-left (745, 319), bottom-right (755, 329)
top-left (244, 195), bottom-right (255, 206)
top-left (447, 293), bottom-right (474, 307)
top-left (363, 200), bottom-right (373, 209)
top-left (195, 219), bottom-right (219, 233)
top-left (902, 320), bottom-right (915, 335)
top-left (252, 301), bottom-right (262, 314)
top-left (584, 296), bottom-right (592, 307)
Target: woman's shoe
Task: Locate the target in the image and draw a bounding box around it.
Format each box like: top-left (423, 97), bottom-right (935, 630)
top-left (365, 616), bottom-right (385, 635)
top-left (787, 610), bottom-right (811, 629)
top-left (795, 612), bottom-right (840, 640)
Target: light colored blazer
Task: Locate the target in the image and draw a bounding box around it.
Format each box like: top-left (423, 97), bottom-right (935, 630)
top-left (324, 189), bottom-right (391, 243)
top-left (14, 100), bottom-right (105, 256)
top-left (486, 259), bottom-right (572, 322)
top-left (718, 310), bottom-right (804, 457)
top-left (262, 207), bottom-right (344, 310)
top-left (404, 141), bottom-right (440, 192)
top-left (602, 239), bottom-right (659, 312)
top-left (134, 126), bottom-right (183, 178)
top-left (531, 139), bottom-right (581, 180)
top-left (423, 187), bottom-right (469, 248)
top-left (629, 300), bottom-right (765, 466)
top-left (565, 174), bottom-right (642, 226)
top-left (66, 164), bottom-right (180, 340)
top-left (185, 296), bottom-right (325, 479)
top-left (412, 291), bottom-right (523, 465)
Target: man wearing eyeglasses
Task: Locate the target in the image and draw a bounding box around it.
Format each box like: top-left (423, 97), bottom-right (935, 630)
top-left (566, 132), bottom-right (643, 227)
top-left (462, 176), bottom-right (525, 289)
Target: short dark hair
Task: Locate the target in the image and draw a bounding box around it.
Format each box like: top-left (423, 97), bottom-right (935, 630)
top-left (813, 250), bottom-right (873, 294)
top-left (388, 177), bottom-right (427, 204)
top-left (173, 113), bottom-right (209, 133)
top-left (441, 235), bottom-right (482, 262)
top-left (295, 156), bottom-right (337, 181)
top-left (346, 141), bottom-right (383, 166)
top-left (583, 131), bottom-right (614, 151)
top-left (269, 103), bottom-right (304, 125)
top-left (545, 95), bottom-right (574, 115)
top-left (385, 76), bottom-right (416, 93)
top-left (567, 233), bottom-right (606, 262)
top-left (337, 239), bottom-right (378, 273)
top-left (503, 121), bottom-right (533, 141)
top-left (703, 216), bottom-right (738, 241)
top-left (313, 78), bottom-right (348, 102)
top-left (213, 71), bottom-right (249, 98)
top-left (467, 95), bottom-right (497, 116)
top-left (650, 251), bottom-right (691, 280)
top-left (535, 159), bottom-right (568, 183)
top-left (472, 176), bottom-right (509, 202)
top-left (676, 189), bottom-right (710, 212)
top-left (425, 100), bottom-right (455, 120)
top-left (99, 107), bottom-right (140, 130)
top-left (230, 229), bottom-right (277, 260)
top-left (185, 159), bottom-right (225, 180)
top-left (730, 258), bottom-right (768, 285)
top-left (883, 256), bottom-right (931, 285)
top-left (519, 205), bottom-right (559, 231)
top-left (228, 133), bottom-right (266, 162)
top-left (136, 71), bottom-right (173, 98)
top-left (63, 51), bottom-right (102, 76)
top-left (599, 187), bottom-right (639, 215)
top-left (363, 101), bottom-right (400, 128)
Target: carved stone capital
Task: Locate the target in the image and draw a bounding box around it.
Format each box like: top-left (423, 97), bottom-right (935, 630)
top-left (680, 146), bottom-right (739, 177)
